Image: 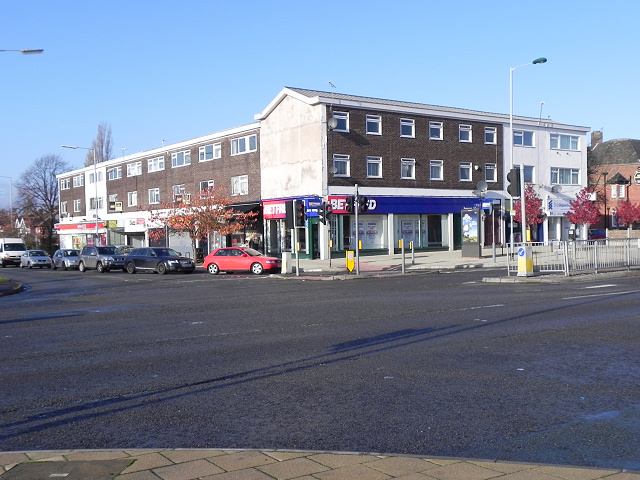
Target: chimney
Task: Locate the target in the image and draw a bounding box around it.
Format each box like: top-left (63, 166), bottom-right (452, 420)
top-left (591, 130), bottom-right (603, 147)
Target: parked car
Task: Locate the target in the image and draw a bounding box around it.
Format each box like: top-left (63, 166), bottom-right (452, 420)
top-left (78, 245), bottom-right (127, 273)
top-left (20, 249), bottom-right (52, 269)
top-left (52, 249), bottom-right (80, 270)
top-left (588, 229), bottom-right (606, 240)
top-left (125, 247), bottom-right (195, 274)
top-left (115, 245), bottom-right (134, 255)
top-left (0, 238), bottom-right (27, 267)
top-left (204, 247), bottom-right (281, 275)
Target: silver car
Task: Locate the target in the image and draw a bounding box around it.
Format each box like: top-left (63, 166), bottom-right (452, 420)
top-left (20, 250), bottom-right (52, 269)
top-left (52, 249), bottom-right (80, 270)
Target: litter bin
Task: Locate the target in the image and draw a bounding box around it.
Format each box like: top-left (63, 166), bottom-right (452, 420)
top-left (195, 247), bottom-right (204, 264)
top-left (281, 251), bottom-right (293, 274)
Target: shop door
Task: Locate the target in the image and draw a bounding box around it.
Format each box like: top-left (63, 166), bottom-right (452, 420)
top-left (310, 218), bottom-right (320, 259)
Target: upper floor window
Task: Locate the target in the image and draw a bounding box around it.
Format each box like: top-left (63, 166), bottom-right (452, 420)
top-left (430, 160), bottom-right (443, 180)
top-left (551, 167), bottom-right (579, 185)
top-left (73, 175), bottom-right (84, 187)
top-left (60, 201), bottom-right (67, 214)
top-left (484, 127), bottom-right (497, 145)
top-left (331, 111), bottom-right (349, 132)
top-left (485, 163), bottom-right (497, 183)
top-left (148, 188), bottom-right (160, 204)
top-left (401, 158), bottom-right (415, 180)
top-left (128, 191), bottom-right (138, 207)
top-left (148, 156), bottom-right (165, 172)
top-left (611, 184), bottom-right (625, 199)
top-left (429, 121), bottom-right (443, 140)
top-left (459, 162), bottom-right (472, 182)
top-left (107, 167), bottom-right (122, 181)
top-left (127, 161), bottom-right (142, 177)
top-left (60, 178), bottom-right (70, 190)
top-left (459, 124), bottom-right (472, 143)
top-left (171, 151), bottom-right (191, 168)
top-left (333, 154), bottom-right (350, 177)
top-left (550, 134), bottom-right (579, 151)
top-left (365, 115), bottom-right (382, 135)
top-left (73, 199), bottom-right (81, 212)
top-left (231, 175), bottom-right (248, 195)
top-left (400, 118), bottom-right (415, 138)
top-left (514, 130), bottom-right (534, 147)
top-left (366, 156), bottom-right (382, 178)
top-left (231, 134), bottom-right (257, 155)
top-left (200, 180), bottom-right (215, 192)
top-left (514, 164), bottom-right (535, 183)
top-left (89, 197), bottom-right (103, 210)
top-left (199, 143), bottom-right (221, 162)
top-left (172, 184), bottom-right (186, 196)
top-left (89, 171), bottom-right (103, 184)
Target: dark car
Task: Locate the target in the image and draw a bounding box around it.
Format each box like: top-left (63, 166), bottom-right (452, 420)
top-left (52, 249), bottom-right (80, 270)
top-left (125, 247), bottom-right (195, 274)
top-left (203, 247), bottom-right (281, 275)
top-left (78, 245), bottom-right (127, 273)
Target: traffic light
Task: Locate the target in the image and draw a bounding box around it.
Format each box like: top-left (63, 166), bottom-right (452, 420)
top-left (507, 168), bottom-right (521, 197)
top-left (319, 201), bottom-right (333, 224)
top-left (358, 196), bottom-right (369, 213)
top-left (345, 196), bottom-right (355, 213)
top-left (293, 200), bottom-right (306, 227)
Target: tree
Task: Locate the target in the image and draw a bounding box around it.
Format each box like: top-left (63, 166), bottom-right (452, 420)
top-left (613, 200), bottom-right (640, 231)
top-left (566, 187), bottom-right (601, 233)
top-left (147, 187), bottom-right (257, 256)
top-left (513, 183), bottom-right (545, 228)
top-left (16, 154), bottom-right (73, 253)
top-left (84, 122), bottom-right (113, 166)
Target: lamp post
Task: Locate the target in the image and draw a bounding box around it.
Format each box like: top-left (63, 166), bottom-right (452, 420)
top-left (510, 57), bottom-right (547, 243)
top-left (62, 145), bottom-right (100, 245)
top-left (0, 176), bottom-right (13, 228)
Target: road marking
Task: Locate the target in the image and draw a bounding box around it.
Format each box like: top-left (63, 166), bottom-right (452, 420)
top-left (583, 284), bottom-right (617, 289)
top-left (563, 289), bottom-right (640, 299)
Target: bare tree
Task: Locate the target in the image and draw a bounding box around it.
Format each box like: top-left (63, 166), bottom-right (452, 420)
top-left (16, 154), bottom-right (72, 253)
top-left (84, 121), bottom-right (114, 166)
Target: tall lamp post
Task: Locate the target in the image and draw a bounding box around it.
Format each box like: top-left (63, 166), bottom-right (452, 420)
top-left (510, 57), bottom-right (547, 243)
top-left (0, 176), bottom-right (13, 228)
top-left (61, 145), bottom-right (100, 245)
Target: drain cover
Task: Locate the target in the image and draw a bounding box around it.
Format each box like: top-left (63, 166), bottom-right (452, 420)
top-left (0, 460), bottom-right (133, 479)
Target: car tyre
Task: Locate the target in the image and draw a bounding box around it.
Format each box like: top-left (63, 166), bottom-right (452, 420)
top-left (52, 263), bottom-right (57, 270)
top-left (63, 262), bottom-right (68, 271)
top-left (96, 262), bottom-right (105, 273)
top-left (78, 261), bottom-right (86, 272)
top-left (251, 262), bottom-right (264, 275)
top-left (207, 263), bottom-right (219, 275)
top-left (126, 262), bottom-right (136, 274)
top-left (28, 262), bottom-right (33, 269)
top-left (157, 262), bottom-right (167, 275)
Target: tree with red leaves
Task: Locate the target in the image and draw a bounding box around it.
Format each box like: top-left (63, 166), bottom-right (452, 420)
top-left (147, 187), bottom-right (257, 255)
top-left (513, 183), bottom-right (545, 228)
top-left (613, 200), bottom-right (640, 229)
top-left (566, 187), bottom-right (601, 227)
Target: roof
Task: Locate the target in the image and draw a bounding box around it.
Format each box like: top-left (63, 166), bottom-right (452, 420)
top-left (589, 138), bottom-right (640, 166)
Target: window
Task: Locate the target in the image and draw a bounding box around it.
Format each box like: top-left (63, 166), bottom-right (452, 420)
top-left (333, 154), bottom-right (350, 177)
top-left (365, 115), bottom-right (382, 135)
top-left (459, 162), bottom-right (472, 181)
top-left (89, 171), bottom-right (103, 183)
top-left (331, 111), bottom-right (349, 132)
top-left (148, 188), bottom-right (160, 204)
top-left (401, 158), bottom-right (415, 179)
top-left (231, 175), bottom-right (248, 195)
top-left (550, 133), bottom-right (579, 151)
top-left (484, 127), bottom-right (497, 145)
top-left (620, 185), bottom-right (626, 198)
top-left (430, 160), bottom-right (443, 180)
top-left (199, 143), bottom-right (221, 162)
top-left (127, 191), bottom-right (138, 207)
top-left (459, 124), bottom-right (472, 143)
top-left (366, 156), bottom-right (382, 178)
top-left (429, 121), bottom-right (443, 140)
top-left (172, 184), bottom-right (185, 197)
top-left (127, 161), bottom-right (142, 177)
top-left (612, 184), bottom-right (625, 198)
top-left (60, 201), bottom-right (67, 214)
top-left (148, 156), bottom-right (165, 172)
top-left (200, 180), bottom-right (214, 192)
top-left (551, 167), bottom-right (579, 185)
top-left (73, 199), bottom-right (81, 212)
top-left (73, 175), bottom-right (84, 187)
top-left (107, 167), bottom-right (122, 180)
top-left (89, 197), bottom-right (103, 210)
top-left (60, 178), bottom-right (70, 190)
top-left (171, 151), bottom-right (191, 168)
top-left (485, 163), bottom-right (497, 182)
top-left (231, 134), bottom-right (257, 155)
top-left (514, 165), bottom-right (534, 183)
top-left (513, 130), bottom-right (534, 147)
top-left (400, 118), bottom-right (415, 138)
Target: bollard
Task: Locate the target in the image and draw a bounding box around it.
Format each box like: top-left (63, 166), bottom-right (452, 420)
top-left (400, 240), bottom-right (405, 274)
top-left (410, 241), bottom-right (415, 265)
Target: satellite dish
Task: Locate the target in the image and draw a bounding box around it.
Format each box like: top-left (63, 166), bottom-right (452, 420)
top-left (476, 180), bottom-right (488, 192)
top-left (551, 185), bottom-right (562, 193)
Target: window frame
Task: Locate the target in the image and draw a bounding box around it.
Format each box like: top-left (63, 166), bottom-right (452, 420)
top-left (127, 161), bottom-right (142, 177)
top-left (550, 133), bottom-right (579, 151)
top-left (365, 115), bottom-right (382, 135)
top-left (550, 167), bottom-right (580, 185)
top-left (430, 160), bottom-right (443, 181)
top-left (513, 130), bottom-right (534, 147)
top-left (459, 162), bottom-right (472, 182)
top-left (401, 158), bottom-right (415, 180)
top-left (331, 111), bottom-right (349, 132)
top-left (89, 197), bottom-right (103, 210)
top-left (148, 156), bottom-right (165, 172)
top-left (127, 191), bottom-right (138, 207)
top-left (73, 175), bottom-right (84, 187)
top-left (429, 121), bottom-right (443, 140)
top-left (400, 118), bottom-right (415, 138)
top-left (200, 180), bottom-right (215, 192)
top-left (366, 156), bottom-right (383, 178)
top-left (231, 175), bottom-right (249, 196)
top-left (60, 201), bottom-right (67, 214)
top-left (459, 124), bottom-right (472, 143)
top-left (484, 163), bottom-right (497, 183)
top-left (231, 134), bottom-right (257, 156)
top-left (148, 188), bottom-right (160, 204)
top-left (107, 166), bottom-right (122, 181)
top-left (73, 199), bottom-right (81, 212)
top-left (333, 154), bottom-right (350, 177)
top-left (484, 127), bottom-right (497, 145)
top-left (199, 143), bottom-right (222, 162)
top-left (171, 150), bottom-right (191, 168)
top-left (60, 178), bottom-right (70, 190)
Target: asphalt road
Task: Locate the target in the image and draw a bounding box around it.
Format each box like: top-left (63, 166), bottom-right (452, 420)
top-left (2, 266), bottom-right (640, 470)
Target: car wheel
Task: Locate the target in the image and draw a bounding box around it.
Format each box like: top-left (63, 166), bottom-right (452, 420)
top-left (96, 262), bottom-right (105, 273)
top-left (52, 262), bottom-right (57, 270)
top-left (78, 261), bottom-right (86, 272)
top-left (157, 262), bottom-right (167, 275)
top-left (207, 263), bottom-right (219, 275)
top-left (63, 262), bottom-right (68, 271)
top-left (28, 262), bottom-right (33, 269)
top-left (126, 262), bottom-right (136, 274)
top-left (251, 262), bottom-right (264, 275)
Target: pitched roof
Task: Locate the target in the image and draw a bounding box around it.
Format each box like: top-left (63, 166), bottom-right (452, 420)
top-left (589, 138), bottom-right (640, 166)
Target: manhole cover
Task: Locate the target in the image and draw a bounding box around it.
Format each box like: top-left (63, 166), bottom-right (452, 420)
top-left (0, 459), bottom-right (133, 479)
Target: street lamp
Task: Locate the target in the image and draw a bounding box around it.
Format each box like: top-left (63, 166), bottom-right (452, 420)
top-left (510, 57), bottom-right (547, 243)
top-left (61, 145), bottom-right (100, 245)
top-left (0, 176), bottom-right (13, 228)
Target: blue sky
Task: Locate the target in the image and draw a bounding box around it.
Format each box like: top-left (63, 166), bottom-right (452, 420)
top-left (1, 0), bottom-right (637, 208)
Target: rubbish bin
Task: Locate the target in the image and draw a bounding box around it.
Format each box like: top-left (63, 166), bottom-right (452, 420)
top-left (195, 247), bottom-right (204, 264)
top-left (281, 251), bottom-right (293, 274)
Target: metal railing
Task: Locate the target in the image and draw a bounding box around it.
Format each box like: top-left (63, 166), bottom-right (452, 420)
top-left (506, 239), bottom-right (640, 276)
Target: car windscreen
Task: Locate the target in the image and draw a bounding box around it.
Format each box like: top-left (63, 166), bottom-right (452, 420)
top-left (5, 243), bottom-right (26, 251)
top-left (96, 247), bottom-right (119, 255)
top-left (155, 249), bottom-right (180, 257)
top-left (30, 251), bottom-right (47, 256)
top-left (65, 251), bottom-right (79, 256)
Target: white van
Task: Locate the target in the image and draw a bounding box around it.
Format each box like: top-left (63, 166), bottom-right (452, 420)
top-left (0, 238), bottom-right (27, 267)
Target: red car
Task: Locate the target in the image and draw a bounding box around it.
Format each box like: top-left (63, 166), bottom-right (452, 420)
top-left (204, 247), bottom-right (282, 275)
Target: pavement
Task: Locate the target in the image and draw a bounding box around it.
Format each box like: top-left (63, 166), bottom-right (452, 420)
top-left (3, 249), bottom-right (640, 479)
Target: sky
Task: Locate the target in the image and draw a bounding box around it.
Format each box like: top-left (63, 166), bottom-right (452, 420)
top-left (1, 0), bottom-right (638, 208)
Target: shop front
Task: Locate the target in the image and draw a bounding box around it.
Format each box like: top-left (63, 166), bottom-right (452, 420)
top-left (263, 197), bottom-right (322, 259)
top-left (54, 221), bottom-right (107, 249)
